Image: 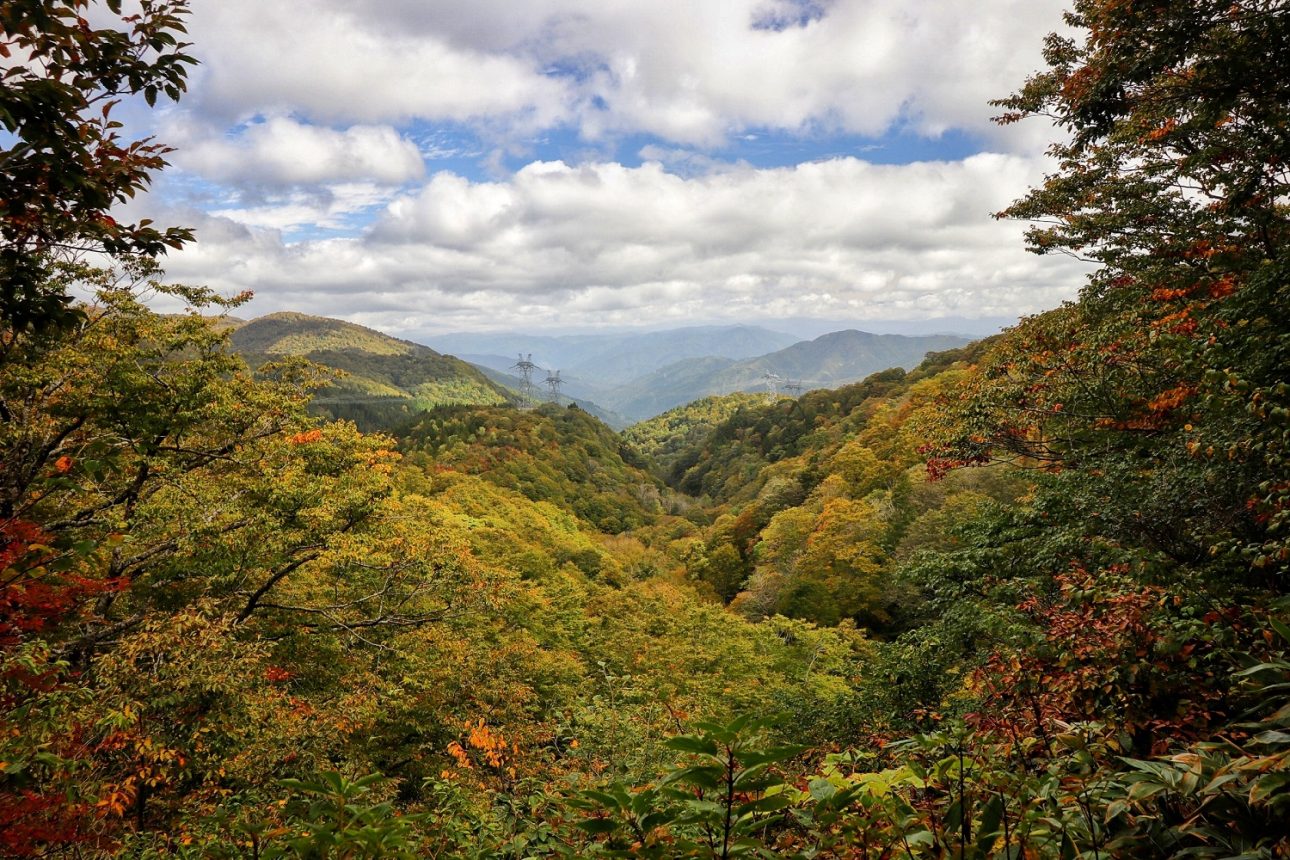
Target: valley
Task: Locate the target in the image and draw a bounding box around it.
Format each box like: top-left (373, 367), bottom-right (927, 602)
top-left (3, 1), bottom-right (1286, 857)
top-left (231, 313), bottom-right (973, 427)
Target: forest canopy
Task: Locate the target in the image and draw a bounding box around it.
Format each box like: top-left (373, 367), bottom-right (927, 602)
top-left (1, 0), bottom-right (1287, 857)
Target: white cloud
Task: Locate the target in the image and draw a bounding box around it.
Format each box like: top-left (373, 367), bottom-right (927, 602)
top-left (157, 154), bottom-right (1090, 332)
top-left (180, 0), bottom-right (1067, 149)
top-left (208, 183), bottom-right (398, 232)
top-left (116, 1), bottom-right (1090, 333)
top-left (187, 0), bottom-right (571, 128)
top-left (174, 117), bottom-right (425, 186)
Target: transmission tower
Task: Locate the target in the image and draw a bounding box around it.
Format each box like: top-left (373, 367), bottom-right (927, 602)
top-left (544, 369), bottom-right (564, 402)
top-left (761, 372), bottom-right (784, 402)
top-left (784, 379), bottom-right (804, 397)
top-left (510, 352), bottom-right (538, 405)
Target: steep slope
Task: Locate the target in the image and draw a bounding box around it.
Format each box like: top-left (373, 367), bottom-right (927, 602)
top-left (659, 340), bottom-right (1026, 630)
top-left (664, 342), bottom-right (988, 503)
top-left (230, 312), bottom-right (511, 430)
top-left (605, 330), bottom-right (972, 420)
top-left (621, 392), bottom-right (764, 477)
top-left (400, 402), bottom-right (665, 533)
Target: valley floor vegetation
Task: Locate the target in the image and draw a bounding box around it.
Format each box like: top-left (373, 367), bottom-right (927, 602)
top-left (2, 0), bottom-right (1288, 857)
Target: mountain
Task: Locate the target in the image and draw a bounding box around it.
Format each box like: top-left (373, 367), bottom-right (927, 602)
top-left (229, 312), bottom-right (512, 430)
top-left (602, 330), bottom-right (973, 421)
top-left (599, 356), bottom-right (738, 422)
top-left (713, 329), bottom-right (973, 386)
top-left (424, 325), bottom-right (801, 385)
top-left (621, 392), bottom-right (765, 478)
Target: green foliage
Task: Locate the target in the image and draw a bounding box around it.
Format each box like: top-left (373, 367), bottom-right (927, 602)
top-left (622, 393), bottom-right (764, 478)
top-left (1099, 615), bottom-right (1290, 857)
top-left (4, 1), bottom-right (1289, 856)
top-left (0, 0), bottom-right (195, 332)
top-left (669, 367), bottom-right (911, 503)
top-left (229, 313), bottom-right (511, 432)
top-left (402, 403), bottom-right (663, 533)
top-left (570, 715), bottom-right (802, 858)
top-left (268, 772), bottom-right (425, 859)
top-left (931, 0), bottom-right (1290, 577)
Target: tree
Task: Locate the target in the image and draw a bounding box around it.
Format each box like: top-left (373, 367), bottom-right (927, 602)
top-left (902, 7), bottom-right (1290, 852)
top-left (1, 0), bottom-right (195, 333)
top-left (931, 0), bottom-right (1289, 576)
top-left (698, 543), bottom-right (747, 603)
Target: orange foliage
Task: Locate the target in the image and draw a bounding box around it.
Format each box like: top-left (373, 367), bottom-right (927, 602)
top-left (1151, 286), bottom-right (1195, 302)
top-left (445, 719), bottom-right (520, 783)
top-left (1208, 274), bottom-right (1236, 298)
top-left (967, 567), bottom-right (1227, 754)
top-left (287, 429), bottom-right (323, 445)
top-left (1145, 117), bottom-right (1177, 141)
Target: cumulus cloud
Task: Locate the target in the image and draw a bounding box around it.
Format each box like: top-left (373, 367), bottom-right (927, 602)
top-left (187, 0), bottom-right (571, 128)
top-left (180, 0), bottom-right (1067, 149)
top-left (156, 154), bottom-right (1090, 332)
top-left (174, 117), bottom-right (425, 186)
top-left (115, 1), bottom-right (1090, 332)
top-left (206, 183), bottom-right (399, 232)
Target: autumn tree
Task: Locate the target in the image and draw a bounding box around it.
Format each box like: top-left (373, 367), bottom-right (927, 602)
top-left (931, 0), bottom-right (1289, 577)
top-left (1, 0), bottom-right (194, 334)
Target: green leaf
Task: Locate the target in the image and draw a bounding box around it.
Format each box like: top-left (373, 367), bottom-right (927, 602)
top-left (576, 818), bottom-right (619, 835)
top-left (735, 793), bottom-right (791, 818)
top-left (639, 811), bottom-right (675, 832)
top-left (975, 794), bottom-right (1003, 851)
top-left (582, 789), bottom-right (625, 811)
top-left (1251, 730), bottom-right (1290, 745)
top-left (807, 778), bottom-right (837, 801)
top-left (666, 735), bottom-right (720, 757)
top-left (740, 744), bottom-right (807, 767)
top-left (666, 764), bottom-right (724, 791)
top-left (1248, 773), bottom-right (1290, 805)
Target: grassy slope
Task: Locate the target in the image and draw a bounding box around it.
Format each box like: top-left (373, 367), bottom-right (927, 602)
top-left (230, 312), bottom-right (512, 430)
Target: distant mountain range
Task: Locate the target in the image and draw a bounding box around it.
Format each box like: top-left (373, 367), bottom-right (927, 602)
top-left (425, 325), bottom-right (801, 386)
top-left (598, 330), bottom-right (972, 420)
top-left (227, 312), bottom-right (511, 430)
top-left (225, 314), bottom-right (974, 428)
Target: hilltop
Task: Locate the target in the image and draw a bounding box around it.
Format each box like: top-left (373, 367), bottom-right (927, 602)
top-left (229, 312), bottom-right (512, 430)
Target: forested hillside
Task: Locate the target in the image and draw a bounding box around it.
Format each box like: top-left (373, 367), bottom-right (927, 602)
top-left (622, 392), bottom-right (766, 477)
top-left (3, 1), bottom-right (1287, 858)
top-left (400, 403), bottom-right (665, 533)
top-left (230, 312), bottom-right (511, 430)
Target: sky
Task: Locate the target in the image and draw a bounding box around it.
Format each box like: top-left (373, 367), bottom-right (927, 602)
top-left (118, 0), bottom-right (1093, 338)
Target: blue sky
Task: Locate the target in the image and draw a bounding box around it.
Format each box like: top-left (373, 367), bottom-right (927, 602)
top-left (121, 0), bottom-right (1091, 337)
top-left (392, 120), bottom-right (988, 182)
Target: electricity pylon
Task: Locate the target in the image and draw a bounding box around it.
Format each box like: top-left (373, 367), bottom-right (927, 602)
top-left (510, 353), bottom-right (538, 405)
top-left (544, 369), bottom-right (564, 402)
top-left (761, 372), bottom-right (784, 402)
